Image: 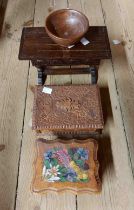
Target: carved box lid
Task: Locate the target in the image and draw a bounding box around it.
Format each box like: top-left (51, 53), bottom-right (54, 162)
top-left (32, 85), bottom-right (104, 132)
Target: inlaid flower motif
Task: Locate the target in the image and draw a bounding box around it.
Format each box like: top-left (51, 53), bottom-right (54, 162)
top-left (65, 168), bottom-right (77, 182)
top-left (77, 148), bottom-right (89, 160)
top-left (44, 149), bottom-right (53, 161)
top-left (42, 164), bottom-right (61, 182)
top-left (43, 147), bottom-right (90, 183)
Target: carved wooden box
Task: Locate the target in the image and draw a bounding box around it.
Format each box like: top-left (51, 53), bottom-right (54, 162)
top-left (32, 85), bottom-right (104, 134)
top-left (32, 138), bottom-right (101, 194)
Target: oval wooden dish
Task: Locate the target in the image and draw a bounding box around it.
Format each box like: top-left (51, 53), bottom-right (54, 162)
top-left (45, 9), bottom-right (89, 47)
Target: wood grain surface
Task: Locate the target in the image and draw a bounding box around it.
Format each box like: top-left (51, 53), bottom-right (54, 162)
top-left (0, 0), bottom-right (134, 210)
top-left (0, 0), bottom-right (35, 209)
top-left (19, 27), bottom-right (111, 60)
top-left (113, 0), bottom-right (134, 74)
top-left (16, 1), bottom-right (76, 210)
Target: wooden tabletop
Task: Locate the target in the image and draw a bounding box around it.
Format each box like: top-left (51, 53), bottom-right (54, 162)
top-left (19, 26), bottom-right (111, 61)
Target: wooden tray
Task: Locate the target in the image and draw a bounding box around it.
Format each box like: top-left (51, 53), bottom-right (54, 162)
top-left (32, 138), bottom-right (101, 194)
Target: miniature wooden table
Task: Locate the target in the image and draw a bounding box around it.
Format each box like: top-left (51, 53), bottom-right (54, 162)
top-left (19, 26), bottom-right (111, 84)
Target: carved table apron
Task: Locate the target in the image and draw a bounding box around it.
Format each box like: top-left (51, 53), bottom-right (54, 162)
top-left (19, 26), bottom-right (111, 85)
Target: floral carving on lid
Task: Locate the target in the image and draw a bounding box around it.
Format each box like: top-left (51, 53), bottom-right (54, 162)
top-left (56, 97), bottom-right (81, 113)
top-left (32, 85), bottom-right (104, 131)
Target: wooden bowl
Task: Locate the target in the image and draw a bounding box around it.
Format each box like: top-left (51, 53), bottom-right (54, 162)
top-left (45, 9), bottom-right (89, 47)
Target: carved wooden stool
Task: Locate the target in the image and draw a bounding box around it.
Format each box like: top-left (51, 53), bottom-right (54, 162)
top-left (19, 26), bottom-right (111, 84)
top-left (32, 84), bottom-right (104, 135)
top-left (32, 138), bottom-right (101, 194)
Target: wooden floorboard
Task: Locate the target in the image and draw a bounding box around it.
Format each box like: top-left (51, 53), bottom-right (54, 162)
top-left (113, 0), bottom-right (134, 74)
top-left (101, 0), bottom-right (134, 173)
top-left (0, 0), bottom-right (134, 210)
top-left (77, 0), bottom-right (134, 210)
top-left (0, 0), bottom-right (35, 209)
top-left (15, 1), bottom-right (76, 210)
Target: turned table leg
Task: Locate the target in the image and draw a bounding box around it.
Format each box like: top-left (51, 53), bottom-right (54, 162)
top-left (90, 66), bottom-right (98, 84)
top-left (37, 68), bottom-right (47, 85)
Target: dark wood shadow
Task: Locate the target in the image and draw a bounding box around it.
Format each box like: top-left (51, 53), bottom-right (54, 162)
top-left (100, 86), bottom-right (113, 124)
top-left (98, 134), bottom-right (114, 182)
top-left (0, 0), bottom-right (8, 35)
top-left (98, 86), bottom-right (115, 181)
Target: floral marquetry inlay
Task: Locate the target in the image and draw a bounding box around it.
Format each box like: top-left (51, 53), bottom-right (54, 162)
top-left (42, 147), bottom-right (89, 183)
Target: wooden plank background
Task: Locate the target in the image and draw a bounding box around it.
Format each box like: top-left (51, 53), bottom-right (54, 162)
top-left (0, 0), bottom-right (134, 210)
top-left (113, 0), bottom-right (134, 73)
top-left (0, 0), bottom-right (8, 34)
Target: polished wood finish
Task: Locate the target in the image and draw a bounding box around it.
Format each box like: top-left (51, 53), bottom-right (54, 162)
top-left (32, 138), bottom-right (101, 194)
top-left (45, 9), bottom-right (89, 47)
top-left (19, 26), bottom-right (111, 62)
top-left (19, 26), bottom-right (111, 84)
